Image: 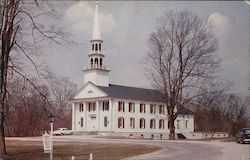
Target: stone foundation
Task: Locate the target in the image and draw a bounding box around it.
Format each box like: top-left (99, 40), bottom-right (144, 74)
top-left (98, 131), bottom-right (170, 140)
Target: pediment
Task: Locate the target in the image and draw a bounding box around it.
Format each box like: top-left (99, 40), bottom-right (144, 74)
top-left (73, 82), bottom-right (108, 99)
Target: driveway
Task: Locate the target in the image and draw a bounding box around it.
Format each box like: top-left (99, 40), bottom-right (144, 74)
top-left (7, 135), bottom-right (250, 160)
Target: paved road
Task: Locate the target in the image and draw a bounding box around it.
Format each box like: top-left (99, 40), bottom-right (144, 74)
top-left (7, 135), bottom-right (250, 160)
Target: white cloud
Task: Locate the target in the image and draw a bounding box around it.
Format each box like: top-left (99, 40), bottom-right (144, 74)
top-left (64, 1), bottom-right (116, 38)
top-left (208, 12), bottom-right (231, 37)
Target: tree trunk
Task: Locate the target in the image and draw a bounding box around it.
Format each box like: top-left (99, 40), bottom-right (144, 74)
top-left (169, 117), bottom-right (175, 140)
top-left (0, 110), bottom-right (6, 159)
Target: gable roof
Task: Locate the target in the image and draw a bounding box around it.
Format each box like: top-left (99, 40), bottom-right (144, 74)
top-left (97, 84), bottom-right (165, 103)
top-left (73, 81), bottom-right (108, 99)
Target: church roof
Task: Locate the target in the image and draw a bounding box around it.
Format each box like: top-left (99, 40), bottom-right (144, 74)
top-left (97, 84), bottom-right (165, 103)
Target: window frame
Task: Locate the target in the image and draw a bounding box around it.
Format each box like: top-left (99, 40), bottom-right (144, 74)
top-left (150, 104), bottom-right (156, 114)
top-left (118, 101), bottom-right (125, 112)
top-left (118, 117), bottom-right (125, 129)
top-left (79, 103), bottom-right (84, 112)
top-left (159, 119), bottom-right (164, 129)
top-left (102, 101), bottom-right (109, 111)
top-left (150, 119), bottom-right (156, 129)
top-left (159, 105), bottom-right (165, 114)
top-left (88, 102), bottom-right (96, 112)
top-left (139, 103), bottom-right (145, 113)
top-left (129, 117), bottom-right (135, 129)
top-left (140, 118), bottom-right (145, 129)
top-left (128, 102), bottom-right (135, 113)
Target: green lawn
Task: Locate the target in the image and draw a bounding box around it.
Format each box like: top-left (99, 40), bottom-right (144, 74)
top-left (5, 140), bottom-right (160, 160)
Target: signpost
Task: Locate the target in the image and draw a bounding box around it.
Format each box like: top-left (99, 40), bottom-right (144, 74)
top-left (43, 113), bottom-right (54, 159)
top-left (42, 132), bottom-right (52, 153)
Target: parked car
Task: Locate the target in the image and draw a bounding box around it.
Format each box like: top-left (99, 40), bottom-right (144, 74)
top-left (236, 128), bottom-right (250, 144)
top-left (53, 128), bottom-right (73, 136)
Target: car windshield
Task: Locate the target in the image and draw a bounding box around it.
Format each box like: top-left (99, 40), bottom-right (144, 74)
top-left (243, 129), bottom-right (250, 134)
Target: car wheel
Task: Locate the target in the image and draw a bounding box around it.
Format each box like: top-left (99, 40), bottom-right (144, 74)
top-left (60, 133), bottom-right (63, 136)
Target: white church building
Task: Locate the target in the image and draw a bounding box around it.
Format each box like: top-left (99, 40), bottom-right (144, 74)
top-left (71, 1), bottom-right (194, 139)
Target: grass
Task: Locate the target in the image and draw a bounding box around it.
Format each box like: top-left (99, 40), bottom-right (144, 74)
top-left (5, 140), bottom-right (160, 160)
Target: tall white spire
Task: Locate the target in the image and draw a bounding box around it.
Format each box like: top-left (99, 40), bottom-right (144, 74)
top-left (83, 0), bottom-right (110, 87)
top-left (92, 0), bottom-right (101, 40)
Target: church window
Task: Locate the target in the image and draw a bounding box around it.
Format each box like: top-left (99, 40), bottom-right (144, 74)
top-left (91, 58), bottom-right (93, 65)
top-left (140, 118), bottom-right (145, 129)
top-left (159, 105), bottom-right (165, 114)
top-left (94, 58), bottom-right (98, 65)
top-left (102, 101), bottom-right (109, 111)
top-left (88, 102), bottom-right (96, 112)
top-left (159, 119), bottom-right (164, 129)
top-left (129, 102), bottom-right (135, 113)
top-left (99, 43), bottom-right (101, 51)
top-left (95, 43), bottom-right (98, 51)
top-left (100, 58), bottom-right (102, 66)
top-left (79, 103), bottom-right (84, 112)
top-left (150, 119), bottom-right (156, 129)
top-left (92, 43), bottom-right (94, 51)
top-left (139, 104), bottom-right (145, 113)
top-left (130, 117), bottom-right (135, 128)
top-left (118, 101), bottom-right (125, 112)
top-left (150, 105), bottom-right (156, 114)
top-left (118, 117), bottom-right (124, 128)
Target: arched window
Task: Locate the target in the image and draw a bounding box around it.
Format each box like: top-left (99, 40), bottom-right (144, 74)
top-left (99, 43), bottom-right (101, 51)
top-left (140, 118), bottom-right (145, 129)
top-left (92, 44), bottom-right (94, 51)
top-left (150, 119), bottom-right (155, 129)
top-left (94, 58), bottom-right (98, 65)
top-left (95, 43), bottom-right (98, 51)
top-left (118, 117), bottom-right (124, 128)
top-left (100, 58), bottom-right (102, 66)
top-left (90, 58), bottom-right (93, 65)
top-left (159, 119), bottom-right (164, 129)
top-left (130, 117), bottom-right (135, 129)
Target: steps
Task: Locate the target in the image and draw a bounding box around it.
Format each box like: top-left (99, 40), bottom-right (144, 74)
top-left (177, 133), bottom-right (187, 139)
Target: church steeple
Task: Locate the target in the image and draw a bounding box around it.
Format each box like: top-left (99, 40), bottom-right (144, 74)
top-left (93, 0), bottom-right (101, 40)
top-left (83, 0), bottom-right (110, 87)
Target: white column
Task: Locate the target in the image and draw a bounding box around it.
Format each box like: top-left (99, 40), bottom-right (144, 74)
top-left (111, 99), bottom-right (115, 131)
top-left (84, 102), bottom-right (88, 131)
top-left (72, 102), bottom-right (75, 130)
top-left (96, 100), bottom-right (100, 131)
top-left (109, 99), bottom-right (112, 131)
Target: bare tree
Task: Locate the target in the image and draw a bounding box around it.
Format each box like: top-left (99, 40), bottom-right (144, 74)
top-left (0, 0), bottom-right (66, 158)
top-left (194, 81), bottom-right (230, 132)
top-left (5, 76), bottom-right (51, 136)
top-left (4, 75), bottom-right (77, 136)
top-left (146, 10), bottom-right (220, 139)
top-left (47, 74), bottom-right (77, 129)
top-left (227, 94), bottom-right (249, 135)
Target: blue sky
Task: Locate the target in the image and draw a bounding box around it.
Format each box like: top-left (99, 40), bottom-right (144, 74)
top-left (41, 1), bottom-right (249, 95)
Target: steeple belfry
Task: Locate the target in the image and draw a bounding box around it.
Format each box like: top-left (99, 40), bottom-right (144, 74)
top-left (83, 0), bottom-right (110, 87)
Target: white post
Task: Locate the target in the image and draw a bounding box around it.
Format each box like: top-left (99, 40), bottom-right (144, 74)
top-left (89, 153), bottom-right (93, 160)
top-left (72, 102), bottom-right (75, 130)
top-left (50, 121), bottom-right (53, 160)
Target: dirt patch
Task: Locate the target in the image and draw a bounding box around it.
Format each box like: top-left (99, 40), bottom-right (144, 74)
top-left (5, 140), bottom-right (160, 160)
